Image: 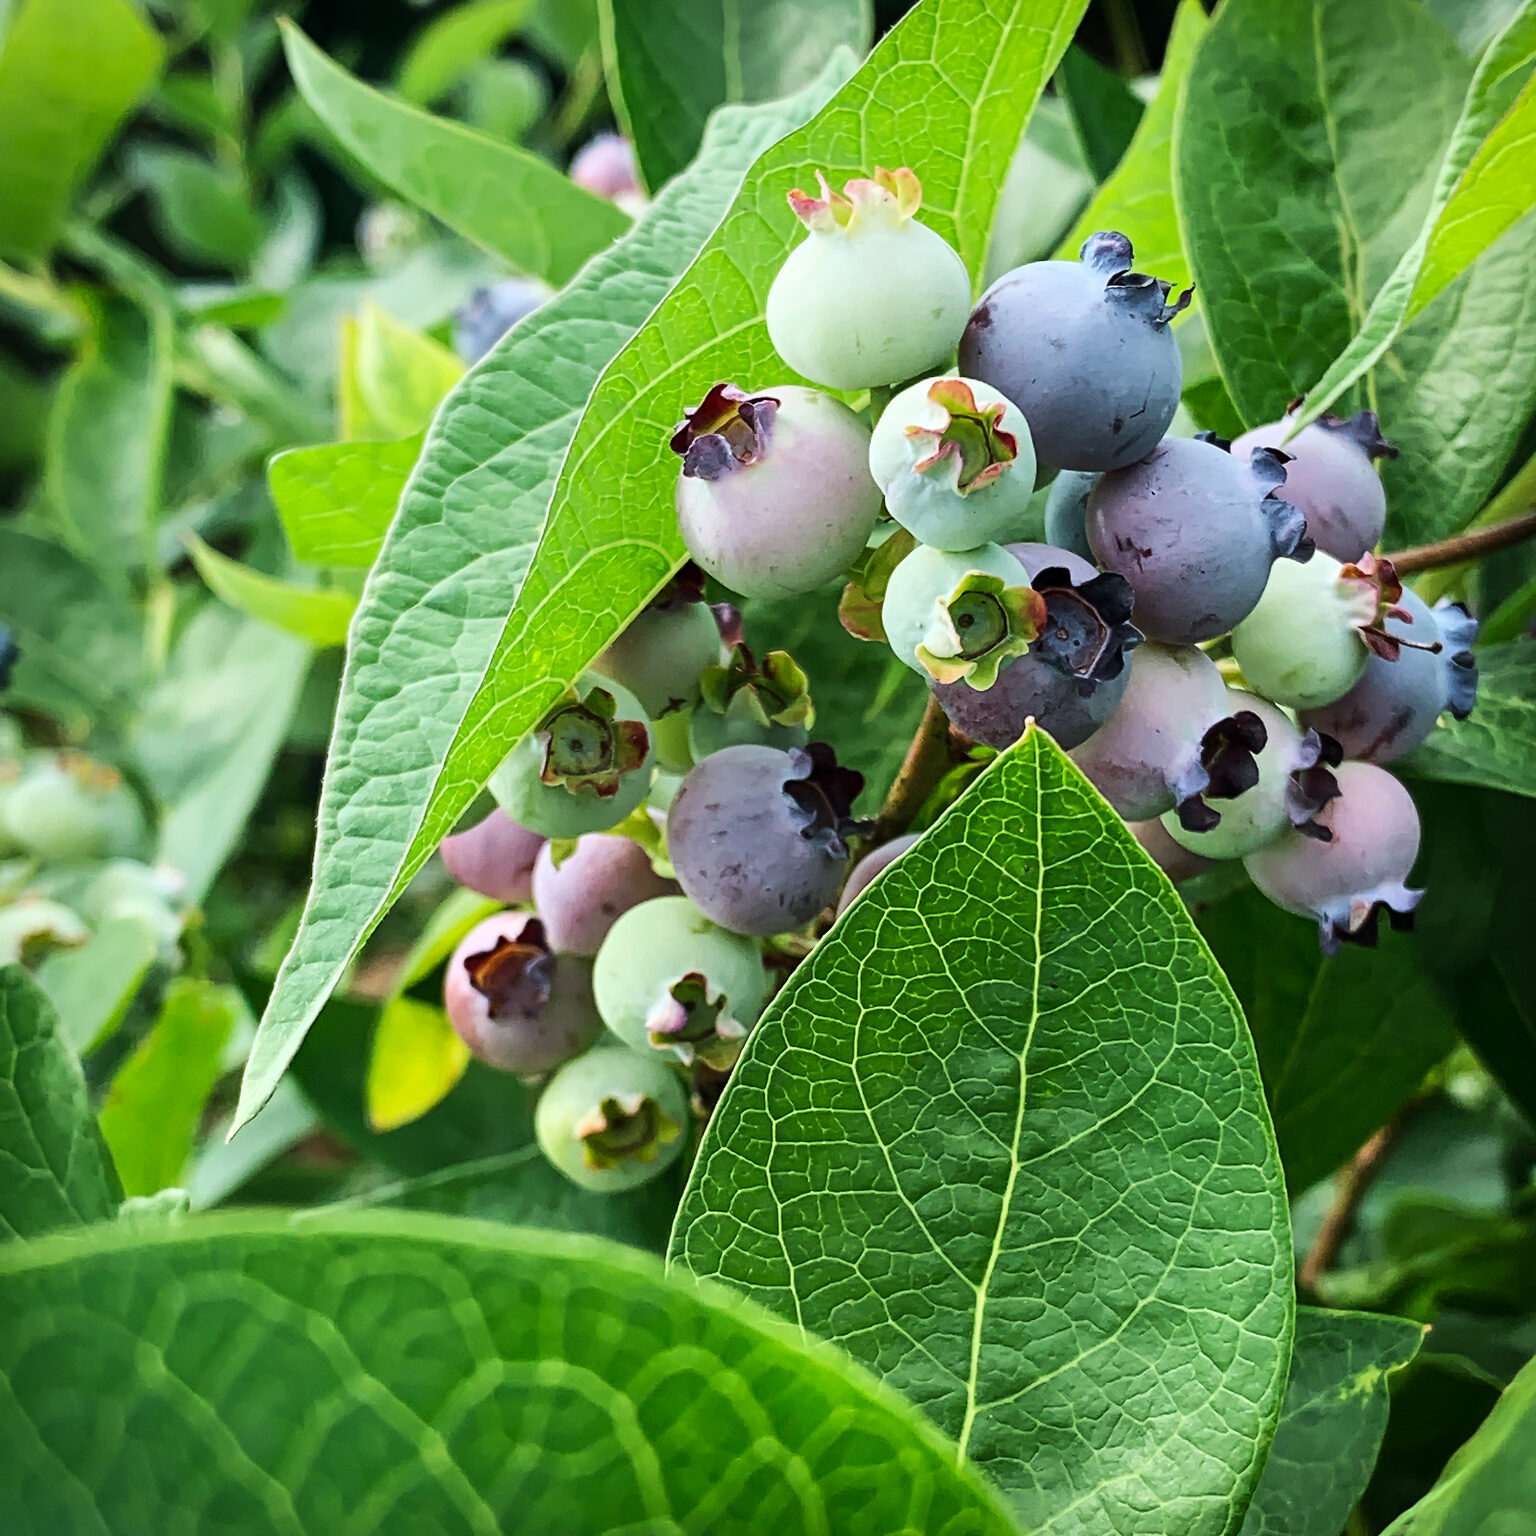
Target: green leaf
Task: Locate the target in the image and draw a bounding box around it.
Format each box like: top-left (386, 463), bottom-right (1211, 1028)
top-left (33, 915), bottom-right (159, 1055)
top-left (269, 434), bottom-right (422, 568)
top-left (0, 964), bottom-right (121, 1239)
top-left (0, 0), bottom-right (163, 262)
top-left (0, 527), bottom-right (143, 729)
top-left (1240, 1308), bottom-right (1425, 1536)
top-left (281, 21), bottom-right (628, 284)
top-left (672, 728), bottom-right (1293, 1532)
top-left (1400, 644), bottom-right (1536, 799)
top-left (1057, 0), bottom-right (1205, 287)
top-left (1055, 44), bottom-right (1144, 183)
top-left (1197, 886), bottom-right (1457, 1194)
top-left (185, 533), bottom-right (357, 648)
top-left (339, 302), bottom-right (464, 441)
top-left (98, 980), bottom-right (237, 1198)
top-left (1296, 4), bottom-right (1536, 428)
top-left (45, 291), bottom-right (173, 578)
top-left (396, 0), bottom-right (535, 105)
top-left (0, 1212), bottom-right (1016, 1534)
top-left (238, 0), bottom-right (1090, 1136)
top-left (602, 0), bottom-right (872, 188)
top-left (365, 996), bottom-right (470, 1133)
top-left (1175, 0), bottom-right (1469, 428)
top-left (129, 144), bottom-right (265, 267)
top-left (131, 604), bottom-right (311, 902)
top-left (1383, 1348), bottom-right (1536, 1533)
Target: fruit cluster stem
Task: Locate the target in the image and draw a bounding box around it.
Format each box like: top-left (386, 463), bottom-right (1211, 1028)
top-left (1384, 508), bottom-right (1536, 575)
top-left (875, 695), bottom-right (956, 841)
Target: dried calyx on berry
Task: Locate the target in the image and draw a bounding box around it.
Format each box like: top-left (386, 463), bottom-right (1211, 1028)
top-left (1173, 710), bottom-right (1269, 833)
top-left (671, 383), bottom-right (779, 480)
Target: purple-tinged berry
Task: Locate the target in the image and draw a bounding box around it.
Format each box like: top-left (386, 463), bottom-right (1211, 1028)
top-left (1163, 692), bottom-right (1342, 860)
top-left (439, 809), bottom-right (545, 904)
top-left (444, 912), bottom-right (603, 1076)
top-left (689, 643), bottom-right (813, 759)
top-left (673, 382), bottom-right (881, 598)
top-left (531, 833), bottom-right (675, 956)
top-left (836, 832), bottom-right (918, 914)
top-left (932, 542), bottom-right (1141, 750)
top-left (765, 168), bottom-right (972, 390)
top-left (453, 277), bottom-right (551, 363)
top-left (1301, 589), bottom-right (1478, 763)
top-left (868, 376), bottom-right (1037, 550)
top-left (1043, 469), bottom-right (1100, 563)
top-left (1232, 552), bottom-right (1426, 710)
top-left (881, 542), bottom-right (1043, 685)
top-left (1086, 434), bottom-right (1309, 644)
top-left (535, 1044), bottom-right (688, 1192)
top-left (489, 675), bottom-right (653, 839)
top-left (1127, 817), bottom-right (1214, 885)
top-left (1244, 761), bottom-right (1423, 954)
top-left (594, 565), bottom-right (723, 719)
top-left (1070, 643), bottom-right (1266, 827)
top-left (570, 132), bottom-right (645, 214)
top-left (593, 894), bottom-right (767, 1067)
top-left (1232, 405), bottom-right (1396, 562)
top-left (667, 742), bottom-right (864, 935)
top-left (959, 232), bottom-right (1191, 471)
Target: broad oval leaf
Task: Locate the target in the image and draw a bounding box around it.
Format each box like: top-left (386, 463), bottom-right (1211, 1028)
top-left (671, 727), bottom-right (1294, 1534)
top-left (269, 435), bottom-right (423, 568)
top-left (1241, 1308), bottom-right (1424, 1536)
top-left (604, 0), bottom-right (873, 188)
top-left (281, 21), bottom-right (627, 285)
top-left (0, 964), bottom-right (121, 1240)
top-left (0, 1211), bottom-right (1017, 1534)
top-left (238, 0), bottom-right (1091, 1133)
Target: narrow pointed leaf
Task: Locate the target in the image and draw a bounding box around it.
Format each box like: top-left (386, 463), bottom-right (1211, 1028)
top-left (672, 728), bottom-right (1293, 1533)
top-left (186, 534), bottom-right (357, 647)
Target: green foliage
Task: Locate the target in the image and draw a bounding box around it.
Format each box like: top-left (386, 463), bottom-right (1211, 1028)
top-left (1240, 1309), bottom-right (1424, 1536)
top-left (1056, 43), bottom-right (1143, 182)
top-left (0, 1212), bottom-right (1017, 1533)
top-left (185, 534), bottom-right (358, 648)
top-left (1402, 644), bottom-right (1536, 798)
top-left (395, 0), bottom-right (536, 106)
top-left (603, 0), bottom-right (873, 187)
top-left (240, 0), bottom-right (1090, 1135)
top-left (268, 436), bottom-right (423, 567)
top-left (0, 965), bottom-right (121, 1239)
top-left (0, 0), bottom-right (163, 261)
top-left (673, 729), bottom-right (1293, 1532)
top-left (34, 914), bottom-right (158, 1054)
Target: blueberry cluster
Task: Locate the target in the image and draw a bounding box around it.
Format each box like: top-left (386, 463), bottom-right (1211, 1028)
top-left (441, 166), bottom-right (1479, 1196)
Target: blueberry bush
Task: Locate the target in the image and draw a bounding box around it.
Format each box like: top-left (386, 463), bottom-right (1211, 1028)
top-left (1, 0), bottom-right (1535, 1530)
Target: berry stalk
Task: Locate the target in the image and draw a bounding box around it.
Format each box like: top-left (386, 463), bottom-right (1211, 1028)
top-left (1384, 507), bottom-right (1536, 575)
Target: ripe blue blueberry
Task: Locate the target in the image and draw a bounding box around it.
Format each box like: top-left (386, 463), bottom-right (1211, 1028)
top-left (930, 542), bottom-right (1140, 751)
top-left (959, 232), bottom-right (1190, 471)
top-left (1301, 589), bottom-right (1477, 763)
top-left (489, 675), bottom-right (654, 838)
top-left (667, 742), bottom-right (864, 935)
top-left (1070, 642), bottom-right (1266, 827)
top-left (672, 383), bottom-right (881, 599)
top-left (868, 376), bottom-right (1037, 551)
top-left (452, 278), bottom-right (551, 363)
top-left (443, 912), bottom-right (604, 1075)
top-left (1086, 433), bottom-right (1309, 644)
top-left (766, 167), bottom-right (972, 391)
top-left (535, 1044), bottom-right (688, 1192)
top-left (688, 643), bottom-right (813, 759)
top-left (1244, 761), bottom-right (1423, 954)
top-left (531, 832), bottom-right (675, 957)
top-left (439, 808), bottom-right (545, 905)
top-left (592, 894), bottom-right (767, 1067)
top-left (1232, 406), bottom-right (1396, 562)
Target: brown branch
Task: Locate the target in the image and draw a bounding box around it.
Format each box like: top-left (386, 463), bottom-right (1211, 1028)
top-left (1299, 1106), bottom-right (1418, 1294)
top-left (874, 695), bottom-right (957, 842)
top-left (1384, 509), bottom-right (1536, 575)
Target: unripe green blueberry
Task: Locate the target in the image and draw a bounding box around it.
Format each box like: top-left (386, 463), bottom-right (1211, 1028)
top-left (535, 1045), bottom-right (689, 1192)
top-left (1232, 407), bottom-right (1396, 562)
top-left (672, 383), bottom-right (881, 599)
top-left (766, 167), bottom-right (972, 391)
top-left (444, 912), bottom-right (604, 1075)
top-left (1161, 692), bottom-right (1341, 861)
top-left (489, 675), bottom-right (654, 839)
top-left (688, 643), bottom-right (812, 758)
top-left (868, 376), bottom-right (1037, 551)
top-left (1232, 552), bottom-right (1410, 710)
top-left (1244, 761), bottom-right (1422, 954)
top-left (881, 541), bottom-right (1041, 685)
top-left (1, 753), bottom-right (147, 864)
top-left (593, 894), bottom-right (767, 1067)
top-left (592, 566), bottom-right (723, 719)
top-left (532, 833), bottom-right (675, 956)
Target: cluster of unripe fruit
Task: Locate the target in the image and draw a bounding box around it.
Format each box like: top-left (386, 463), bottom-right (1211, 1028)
top-left (439, 167), bottom-right (1479, 1196)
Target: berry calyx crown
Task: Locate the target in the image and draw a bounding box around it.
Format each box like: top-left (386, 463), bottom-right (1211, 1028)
top-left (1081, 230), bottom-right (1192, 328)
top-left (1339, 554), bottom-right (1437, 662)
top-left (536, 686), bottom-right (649, 797)
top-left (787, 166), bottom-right (923, 235)
top-left (906, 379), bottom-right (1021, 495)
top-left (671, 383), bottom-right (779, 480)
top-left (916, 571), bottom-right (1046, 690)
top-left (463, 917), bottom-right (555, 1018)
top-left (645, 971), bottom-right (750, 1070)
top-left (1284, 399), bottom-right (1399, 462)
top-left (782, 743), bottom-right (867, 859)
top-left (1173, 710), bottom-right (1268, 834)
top-left (1029, 565), bottom-right (1142, 694)
top-left (700, 643), bottom-right (814, 731)
top-left (574, 1091), bottom-right (683, 1170)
